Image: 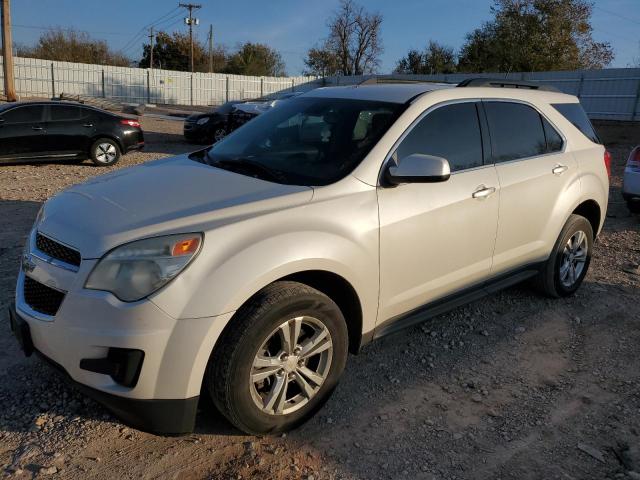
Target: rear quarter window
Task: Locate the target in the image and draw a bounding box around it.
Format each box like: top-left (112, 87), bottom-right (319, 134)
top-left (551, 103), bottom-right (600, 144)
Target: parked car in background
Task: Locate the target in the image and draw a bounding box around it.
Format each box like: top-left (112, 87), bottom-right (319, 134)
top-left (10, 80), bottom-right (608, 436)
top-left (623, 146), bottom-right (640, 213)
top-left (0, 101), bottom-right (144, 166)
top-left (183, 101), bottom-right (244, 144)
top-left (183, 92), bottom-right (302, 144)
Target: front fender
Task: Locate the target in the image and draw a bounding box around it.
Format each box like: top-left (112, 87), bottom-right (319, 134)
top-left (150, 185), bottom-right (380, 332)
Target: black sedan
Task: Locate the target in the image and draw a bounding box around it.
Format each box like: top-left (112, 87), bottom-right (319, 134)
top-left (183, 101), bottom-right (243, 144)
top-left (0, 101), bottom-right (144, 166)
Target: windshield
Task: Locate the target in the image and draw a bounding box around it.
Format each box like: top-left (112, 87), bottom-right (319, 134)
top-left (202, 97), bottom-right (404, 186)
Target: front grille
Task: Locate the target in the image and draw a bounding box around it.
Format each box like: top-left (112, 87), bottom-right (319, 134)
top-left (23, 276), bottom-right (65, 316)
top-left (36, 233), bottom-right (81, 267)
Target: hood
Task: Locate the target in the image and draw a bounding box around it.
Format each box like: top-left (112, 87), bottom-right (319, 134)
top-left (37, 155), bottom-right (313, 258)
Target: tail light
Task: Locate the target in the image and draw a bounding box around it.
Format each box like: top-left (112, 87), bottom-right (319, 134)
top-left (120, 119), bottom-right (141, 128)
top-left (604, 150), bottom-right (612, 177)
top-left (627, 146), bottom-right (640, 171)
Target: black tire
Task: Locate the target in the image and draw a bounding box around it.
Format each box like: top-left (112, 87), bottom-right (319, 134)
top-left (627, 199), bottom-right (640, 214)
top-left (90, 138), bottom-right (121, 166)
top-left (534, 214), bottom-right (593, 298)
top-left (206, 281), bottom-right (349, 435)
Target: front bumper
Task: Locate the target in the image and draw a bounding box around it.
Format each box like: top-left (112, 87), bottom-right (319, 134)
top-left (10, 303), bottom-right (197, 434)
top-left (13, 229), bottom-right (235, 433)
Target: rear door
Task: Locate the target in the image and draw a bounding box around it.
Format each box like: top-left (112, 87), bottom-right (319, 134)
top-left (0, 105), bottom-right (46, 160)
top-left (484, 100), bottom-right (579, 275)
top-left (44, 104), bottom-right (93, 156)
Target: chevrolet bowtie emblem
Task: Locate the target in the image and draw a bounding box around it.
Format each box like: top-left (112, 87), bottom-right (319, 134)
top-left (21, 254), bottom-right (36, 274)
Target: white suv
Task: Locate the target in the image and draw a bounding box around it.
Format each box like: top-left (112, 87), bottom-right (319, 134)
top-left (10, 79), bottom-right (609, 435)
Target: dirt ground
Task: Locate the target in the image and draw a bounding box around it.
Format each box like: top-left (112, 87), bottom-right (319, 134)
top-left (0, 117), bottom-right (639, 480)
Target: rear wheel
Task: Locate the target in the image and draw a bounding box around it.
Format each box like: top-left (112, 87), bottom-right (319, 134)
top-left (534, 214), bottom-right (593, 297)
top-left (206, 281), bottom-right (348, 435)
top-left (90, 138), bottom-right (121, 166)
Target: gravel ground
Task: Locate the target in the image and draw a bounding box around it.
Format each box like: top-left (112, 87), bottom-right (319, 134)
top-left (0, 117), bottom-right (639, 480)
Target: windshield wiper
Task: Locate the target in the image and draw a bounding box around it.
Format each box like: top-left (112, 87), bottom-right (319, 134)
top-left (209, 157), bottom-right (286, 183)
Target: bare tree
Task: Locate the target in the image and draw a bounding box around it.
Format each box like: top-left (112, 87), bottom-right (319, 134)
top-left (306, 0), bottom-right (382, 77)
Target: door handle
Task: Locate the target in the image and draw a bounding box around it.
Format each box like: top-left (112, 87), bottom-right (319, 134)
top-left (552, 164), bottom-right (568, 175)
top-left (83, 123), bottom-right (94, 128)
top-left (472, 185), bottom-right (496, 199)
top-left (31, 126), bottom-right (43, 131)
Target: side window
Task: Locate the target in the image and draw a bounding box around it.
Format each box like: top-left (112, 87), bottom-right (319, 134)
top-left (50, 105), bottom-right (82, 121)
top-left (2, 105), bottom-right (45, 124)
top-left (484, 102), bottom-right (547, 162)
top-left (551, 103), bottom-right (599, 143)
top-left (542, 118), bottom-right (563, 153)
top-left (395, 102), bottom-right (483, 172)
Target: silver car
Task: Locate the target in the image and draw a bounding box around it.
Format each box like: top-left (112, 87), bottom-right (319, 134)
top-left (623, 146), bottom-right (640, 213)
top-left (11, 80), bottom-right (609, 435)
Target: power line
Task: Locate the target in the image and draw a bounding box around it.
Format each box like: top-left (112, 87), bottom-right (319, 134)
top-left (118, 11), bottom-right (184, 56)
top-left (594, 5), bottom-right (640, 26)
top-left (13, 24), bottom-right (126, 36)
top-left (118, 6), bottom-right (182, 54)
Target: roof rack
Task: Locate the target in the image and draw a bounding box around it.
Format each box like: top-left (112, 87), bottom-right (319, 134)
top-left (358, 77), bottom-right (450, 86)
top-left (456, 78), bottom-right (560, 93)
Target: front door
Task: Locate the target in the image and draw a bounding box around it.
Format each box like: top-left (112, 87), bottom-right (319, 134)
top-left (378, 101), bottom-right (500, 323)
top-left (0, 105), bottom-right (47, 160)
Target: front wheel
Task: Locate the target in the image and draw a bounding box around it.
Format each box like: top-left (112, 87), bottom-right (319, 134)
top-left (212, 127), bottom-right (227, 143)
top-left (534, 214), bottom-right (593, 297)
top-left (206, 281), bottom-right (348, 435)
top-left (90, 138), bottom-right (121, 166)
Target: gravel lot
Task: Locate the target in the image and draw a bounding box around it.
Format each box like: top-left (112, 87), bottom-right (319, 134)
top-left (0, 117), bottom-right (639, 480)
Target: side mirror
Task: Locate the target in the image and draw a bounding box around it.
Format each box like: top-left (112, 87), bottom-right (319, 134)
top-left (385, 153), bottom-right (451, 185)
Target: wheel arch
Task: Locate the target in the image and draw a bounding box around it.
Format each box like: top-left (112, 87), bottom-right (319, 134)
top-left (571, 199), bottom-right (601, 237)
top-left (281, 270), bottom-right (364, 354)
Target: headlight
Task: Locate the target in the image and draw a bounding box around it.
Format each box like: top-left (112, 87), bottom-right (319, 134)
top-left (85, 233), bottom-right (202, 302)
top-left (196, 117), bottom-right (210, 125)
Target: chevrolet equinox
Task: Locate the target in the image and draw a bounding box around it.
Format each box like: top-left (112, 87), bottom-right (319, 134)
top-left (10, 79), bottom-right (609, 435)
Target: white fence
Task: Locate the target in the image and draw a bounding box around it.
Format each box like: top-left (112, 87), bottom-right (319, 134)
top-left (0, 56), bottom-right (319, 106)
top-left (323, 69), bottom-right (640, 121)
top-left (1, 55), bottom-right (639, 120)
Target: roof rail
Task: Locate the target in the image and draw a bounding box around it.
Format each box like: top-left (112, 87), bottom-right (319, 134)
top-left (456, 78), bottom-right (560, 93)
top-left (358, 77), bottom-right (451, 86)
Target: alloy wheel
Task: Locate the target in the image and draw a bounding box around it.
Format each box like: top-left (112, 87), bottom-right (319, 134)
top-left (96, 143), bottom-right (117, 163)
top-left (559, 230), bottom-right (588, 288)
top-left (250, 316), bottom-right (333, 416)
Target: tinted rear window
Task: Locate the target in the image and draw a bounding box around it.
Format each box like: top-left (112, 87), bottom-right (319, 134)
top-left (542, 117), bottom-right (563, 153)
top-left (50, 105), bottom-right (83, 121)
top-left (552, 103), bottom-right (599, 144)
top-left (484, 102), bottom-right (547, 162)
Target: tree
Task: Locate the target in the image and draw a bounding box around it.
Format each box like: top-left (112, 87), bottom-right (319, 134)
top-left (305, 0), bottom-right (383, 76)
top-left (224, 42), bottom-right (286, 76)
top-left (303, 46), bottom-right (339, 77)
top-left (139, 31), bottom-right (226, 72)
top-left (17, 29), bottom-right (130, 66)
top-left (395, 41), bottom-right (457, 74)
top-left (458, 0), bottom-right (614, 72)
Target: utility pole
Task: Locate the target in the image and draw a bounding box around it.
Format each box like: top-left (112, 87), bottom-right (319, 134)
top-left (179, 3), bottom-right (201, 73)
top-left (148, 26), bottom-right (155, 70)
top-left (208, 24), bottom-right (213, 73)
top-left (1, 0), bottom-right (16, 101)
